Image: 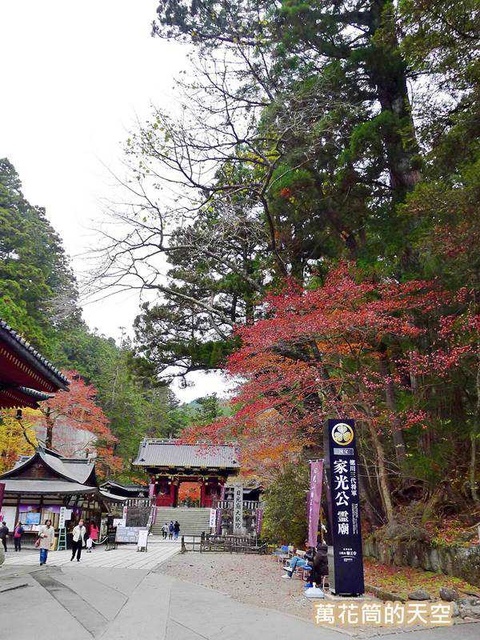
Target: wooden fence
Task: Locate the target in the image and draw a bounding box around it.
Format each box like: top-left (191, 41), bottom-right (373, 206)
top-left (180, 533), bottom-right (267, 554)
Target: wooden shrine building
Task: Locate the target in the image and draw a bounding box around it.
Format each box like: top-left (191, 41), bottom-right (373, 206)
top-left (100, 480), bottom-right (148, 499)
top-left (0, 319), bottom-right (70, 514)
top-left (0, 319), bottom-right (69, 409)
top-left (133, 439), bottom-right (240, 508)
top-left (0, 448), bottom-right (123, 541)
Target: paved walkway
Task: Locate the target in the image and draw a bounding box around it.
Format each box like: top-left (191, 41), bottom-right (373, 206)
top-left (1, 545), bottom-right (479, 639)
top-left (0, 564), bottom-right (342, 640)
top-left (2, 539), bottom-right (180, 570)
top-left (0, 564), bottom-right (478, 640)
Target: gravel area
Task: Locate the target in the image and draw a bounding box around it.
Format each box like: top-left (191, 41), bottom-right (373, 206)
top-left (155, 552), bottom-right (479, 638)
top-left (156, 551), bottom-right (316, 622)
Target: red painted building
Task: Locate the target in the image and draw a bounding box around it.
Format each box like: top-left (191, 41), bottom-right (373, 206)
top-left (0, 320), bottom-right (69, 514)
top-left (0, 319), bottom-right (69, 409)
top-left (134, 439), bottom-right (240, 508)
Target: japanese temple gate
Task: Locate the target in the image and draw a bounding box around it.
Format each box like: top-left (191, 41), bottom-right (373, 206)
top-left (133, 439), bottom-right (240, 508)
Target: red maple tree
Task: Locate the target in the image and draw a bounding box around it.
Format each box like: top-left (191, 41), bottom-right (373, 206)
top-left (36, 370), bottom-right (122, 476)
top-left (184, 264), bottom-right (479, 521)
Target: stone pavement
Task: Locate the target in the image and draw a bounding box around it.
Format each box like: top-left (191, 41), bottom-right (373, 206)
top-left (0, 544), bottom-right (479, 639)
top-left (0, 563), bottom-right (341, 640)
top-left (2, 538), bottom-right (180, 570)
top-left (1, 564), bottom-right (479, 640)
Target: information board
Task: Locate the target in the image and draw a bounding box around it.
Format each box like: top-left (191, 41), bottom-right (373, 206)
top-left (137, 528), bottom-right (148, 551)
top-left (58, 507), bottom-right (72, 528)
top-left (209, 508), bottom-right (216, 528)
top-left (233, 484), bottom-right (244, 534)
top-left (113, 518), bottom-right (126, 528)
top-left (116, 526), bottom-right (142, 543)
top-left (25, 512), bottom-right (41, 525)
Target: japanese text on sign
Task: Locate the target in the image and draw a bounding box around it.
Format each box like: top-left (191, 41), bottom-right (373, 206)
top-left (326, 419), bottom-right (364, 595)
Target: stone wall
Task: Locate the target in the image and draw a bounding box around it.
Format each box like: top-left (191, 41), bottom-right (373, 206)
top-left (364, 536), bottom-right (480, 587)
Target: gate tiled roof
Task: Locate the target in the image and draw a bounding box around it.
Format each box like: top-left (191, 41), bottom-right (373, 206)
top-left (134, 439), bottom-right (239, 469)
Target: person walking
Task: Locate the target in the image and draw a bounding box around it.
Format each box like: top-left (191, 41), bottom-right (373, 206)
top-left (70, 519), bottom-right (86, 562)
top-left (13, 521), bottom-right (24, 551)
top-left (38, 519), bottom-right (55, 565)
top-left (162, 522), bottom-right (168, 540)
top-left (87, 521), bottom-right (99, 551)
top-left (173, 520), bottom-right (180, 540)
top-left (0, 521), bottom-right (9, 552)
top-left (168, 521), bottom-right (174, 540)
top-left (89, 521), bottom-right (99, 543)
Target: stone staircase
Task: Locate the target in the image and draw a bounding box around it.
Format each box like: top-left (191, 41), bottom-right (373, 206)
top-left (151, 507), bottom-right (211, 537)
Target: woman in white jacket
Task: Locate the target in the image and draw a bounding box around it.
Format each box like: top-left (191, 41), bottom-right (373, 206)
top-left (70, 519), bottom-right (86, 562)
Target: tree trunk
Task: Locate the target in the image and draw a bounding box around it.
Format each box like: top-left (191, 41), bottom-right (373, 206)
top-left (369, 1), bottom-right (421, 200)
top-left (358, 469), bottom-right (384, 527)
top-left (379, 353), bottom-right (406, 463)
top-left (366, 419), bottom-right (395, 523)
top-left (45, 410), bottom-right (54, 449)
top-left (470, 351), bottom-right (480, 502)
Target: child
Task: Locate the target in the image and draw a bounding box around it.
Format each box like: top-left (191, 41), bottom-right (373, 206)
top-left (86, 536), bottom-right (93, 552)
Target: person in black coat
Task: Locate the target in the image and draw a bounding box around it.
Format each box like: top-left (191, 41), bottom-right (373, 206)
top-left (0, 522), bottom-right (9, 552)
top-left (173, 520), bottom-right (180, 540)
top-left (309, 543), bottom-right (329, 586)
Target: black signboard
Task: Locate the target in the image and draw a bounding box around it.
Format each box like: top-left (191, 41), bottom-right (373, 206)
top-left (325, 419), bottom-right (364, 596)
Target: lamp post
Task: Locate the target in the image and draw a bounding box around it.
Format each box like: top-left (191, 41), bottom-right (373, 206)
top-left (15, 408), bottom-right (37, 449)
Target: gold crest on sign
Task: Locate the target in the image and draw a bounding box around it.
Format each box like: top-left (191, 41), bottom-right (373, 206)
top-left (331, 422), bottom-right (354, 445)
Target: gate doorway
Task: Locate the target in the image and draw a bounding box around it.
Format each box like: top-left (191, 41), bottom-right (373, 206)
top-left (178, 481), bottom-right (201, 507)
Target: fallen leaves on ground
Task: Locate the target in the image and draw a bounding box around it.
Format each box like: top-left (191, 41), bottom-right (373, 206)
top-left (364, 557), bottom-right (479, 600)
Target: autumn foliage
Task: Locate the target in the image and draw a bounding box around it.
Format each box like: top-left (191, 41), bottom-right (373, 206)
top-left (0, 410), bottom-right (37, 474)
top-left (185, 264), bottom-right (479, 523)
top-left (35, 371), bottom-right (123, 476)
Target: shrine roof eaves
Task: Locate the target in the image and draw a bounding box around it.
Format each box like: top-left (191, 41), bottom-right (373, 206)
top-left (0, 448), bottom-right (96, 486)
top-left (0, 319), bottom-right (69, 390)
top-left (0, 386), bottom-right (51, 409)
top-left (0, 479), bottom-right (97, 494)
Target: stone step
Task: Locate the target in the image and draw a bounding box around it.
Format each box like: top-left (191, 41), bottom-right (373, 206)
top-left (153, 507), bottom-right (211, 536)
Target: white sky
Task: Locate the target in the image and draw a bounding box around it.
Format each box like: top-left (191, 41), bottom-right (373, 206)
top-left (0, 1), bottom-right (234, 402)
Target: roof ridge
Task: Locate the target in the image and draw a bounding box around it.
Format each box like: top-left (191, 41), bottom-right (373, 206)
top-left (141, 438), bottom-right (236, 447)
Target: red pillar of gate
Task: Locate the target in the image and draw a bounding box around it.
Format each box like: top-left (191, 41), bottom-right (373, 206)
top-left (171, 480), bottom-right (179, 507)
